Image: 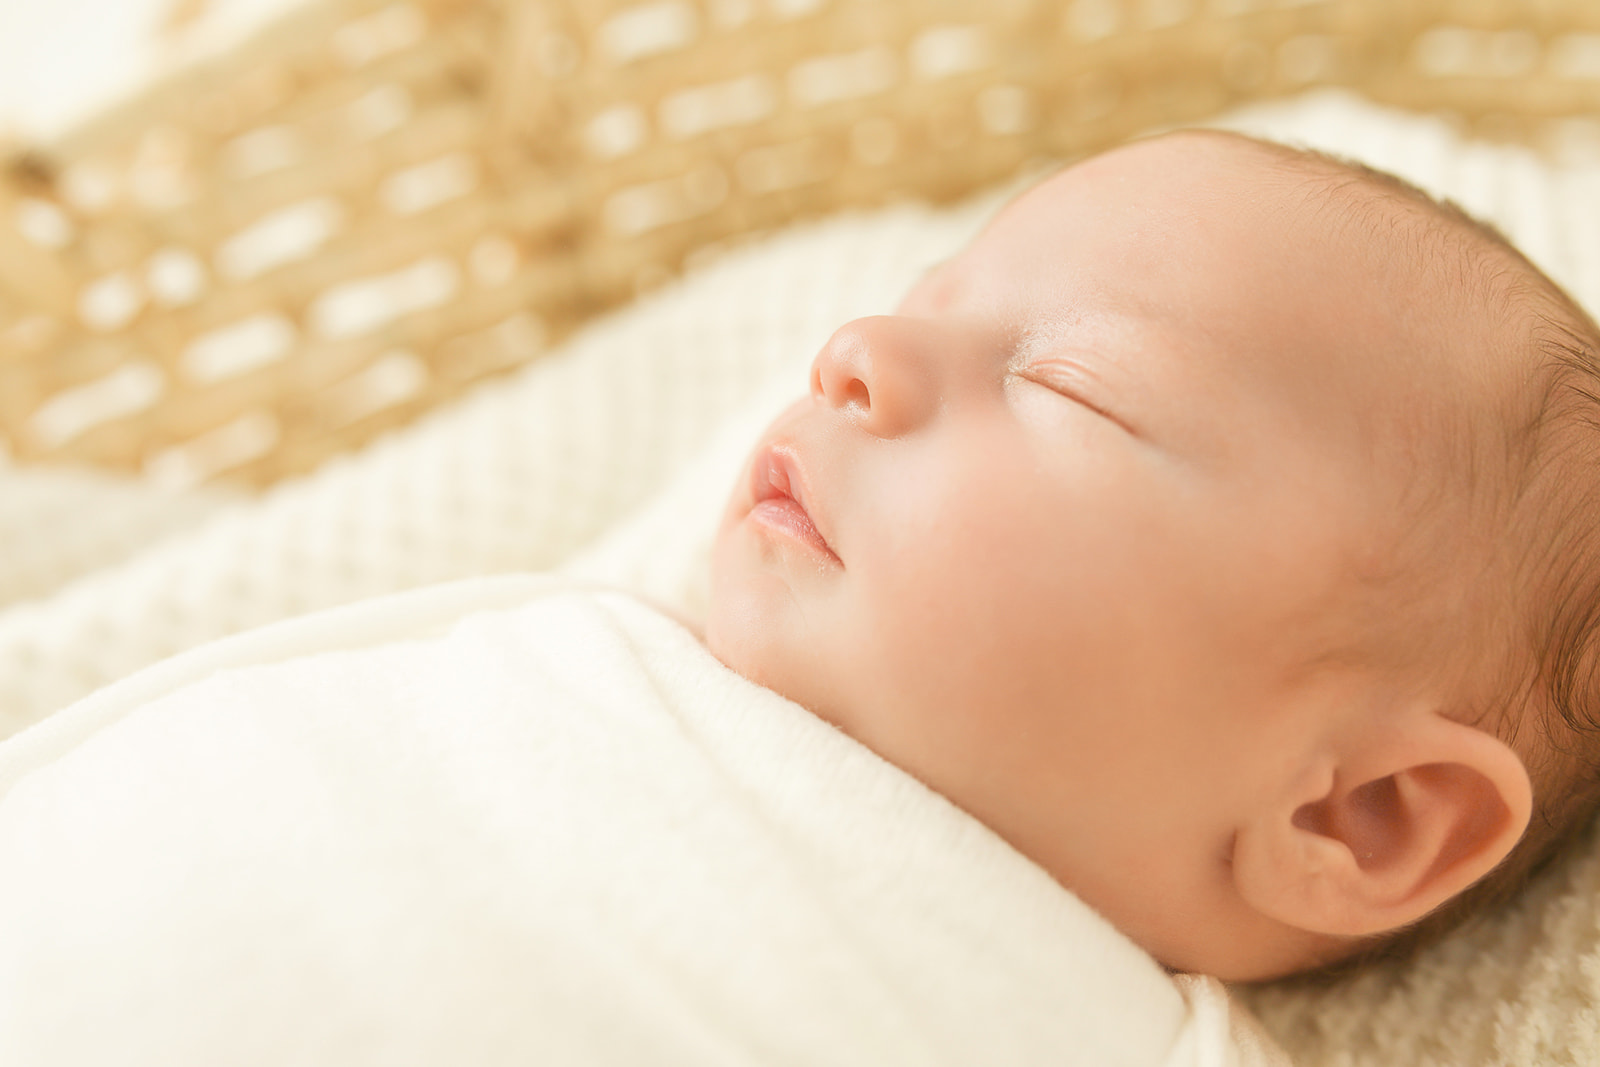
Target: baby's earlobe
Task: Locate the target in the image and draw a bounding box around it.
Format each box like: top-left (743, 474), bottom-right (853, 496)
top-left (1230, 718), bottom-right (1531, 939)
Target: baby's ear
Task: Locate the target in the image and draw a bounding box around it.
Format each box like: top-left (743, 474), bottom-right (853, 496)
top-left (1230, 713), bottom-right (1532, 939)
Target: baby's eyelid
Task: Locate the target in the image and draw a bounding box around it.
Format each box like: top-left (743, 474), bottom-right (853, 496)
top-left (1011, 358), bottom-right (1141, 438)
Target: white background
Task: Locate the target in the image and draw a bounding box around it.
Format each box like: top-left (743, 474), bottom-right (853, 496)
top-left (0, 0), bottom-right (310, 141)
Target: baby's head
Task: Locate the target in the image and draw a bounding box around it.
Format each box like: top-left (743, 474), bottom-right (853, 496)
top-left (704, 129), bottom-right (1600, 981)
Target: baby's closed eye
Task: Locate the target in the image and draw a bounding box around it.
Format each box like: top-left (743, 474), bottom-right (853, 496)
top-left (1011, 356), bottom-right (1140, 437)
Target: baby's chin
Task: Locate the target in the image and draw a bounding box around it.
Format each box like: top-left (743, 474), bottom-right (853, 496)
top-left (703, 539), bottom-right (846, 733)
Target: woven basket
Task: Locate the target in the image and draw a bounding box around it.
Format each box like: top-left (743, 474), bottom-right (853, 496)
top-left (2, 0), bottom-right (1598, 487)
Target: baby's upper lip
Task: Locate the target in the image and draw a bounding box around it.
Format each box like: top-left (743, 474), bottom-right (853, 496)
top-left (752, 444), bottom-right (839, 559)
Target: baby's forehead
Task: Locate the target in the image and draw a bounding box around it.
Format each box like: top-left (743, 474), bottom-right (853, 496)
top-left (1185, 135), bottom-right (1541, 387)
top-left (949, 130), bottom-right (1553, 460)
top-left (1049, 131), bottom-right (1508, 272)
top-left (1014, 132), bottom-right (1551, 579)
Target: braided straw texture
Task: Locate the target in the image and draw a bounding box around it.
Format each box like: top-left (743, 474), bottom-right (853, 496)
top-left (3, 0), bottom-right (1600, 486)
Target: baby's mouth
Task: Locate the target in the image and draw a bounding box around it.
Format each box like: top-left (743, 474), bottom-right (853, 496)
top-left (749, 447), bottom-right (841, 564)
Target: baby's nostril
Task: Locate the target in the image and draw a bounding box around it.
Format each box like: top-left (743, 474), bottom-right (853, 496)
top-left (843, 377), bottom-right (871, 410)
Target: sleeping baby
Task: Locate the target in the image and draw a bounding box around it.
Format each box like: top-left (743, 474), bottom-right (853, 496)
top-left (706, 126), bottom-right (1600, 983)
top-left (0, 129), bottom-right (1595, 1064)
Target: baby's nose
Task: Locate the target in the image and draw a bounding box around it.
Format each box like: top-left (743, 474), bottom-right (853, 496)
top-left (810, 316), bottom-right (939, 438)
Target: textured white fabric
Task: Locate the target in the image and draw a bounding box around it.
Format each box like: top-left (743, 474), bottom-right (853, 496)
top-left (0, 464), bottom-right (235, 611)
top-left (0, 576), bottom-right (1286, 1066)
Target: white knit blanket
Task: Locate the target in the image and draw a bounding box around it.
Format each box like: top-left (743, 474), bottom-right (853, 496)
top-left (0, 576), bottom-right (1284, 1066)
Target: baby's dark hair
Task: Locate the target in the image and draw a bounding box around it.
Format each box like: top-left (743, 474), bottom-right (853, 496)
top-left (1239, 131), bottom-right (1600, 969)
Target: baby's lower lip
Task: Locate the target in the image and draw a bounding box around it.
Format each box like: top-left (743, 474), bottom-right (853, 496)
top-left (750, 496), bottom-right (840, 563)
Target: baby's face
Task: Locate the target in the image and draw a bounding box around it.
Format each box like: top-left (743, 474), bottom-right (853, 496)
top-left (706, 132), bottom-right (1508, 977)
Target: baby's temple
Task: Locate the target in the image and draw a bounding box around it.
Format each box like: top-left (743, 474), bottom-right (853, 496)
top-left (1, 1), bottom-right (1600, 1064)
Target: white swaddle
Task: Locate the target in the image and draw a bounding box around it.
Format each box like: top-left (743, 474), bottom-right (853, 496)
top-left (0, 576), bottom-right (1283, 1066)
